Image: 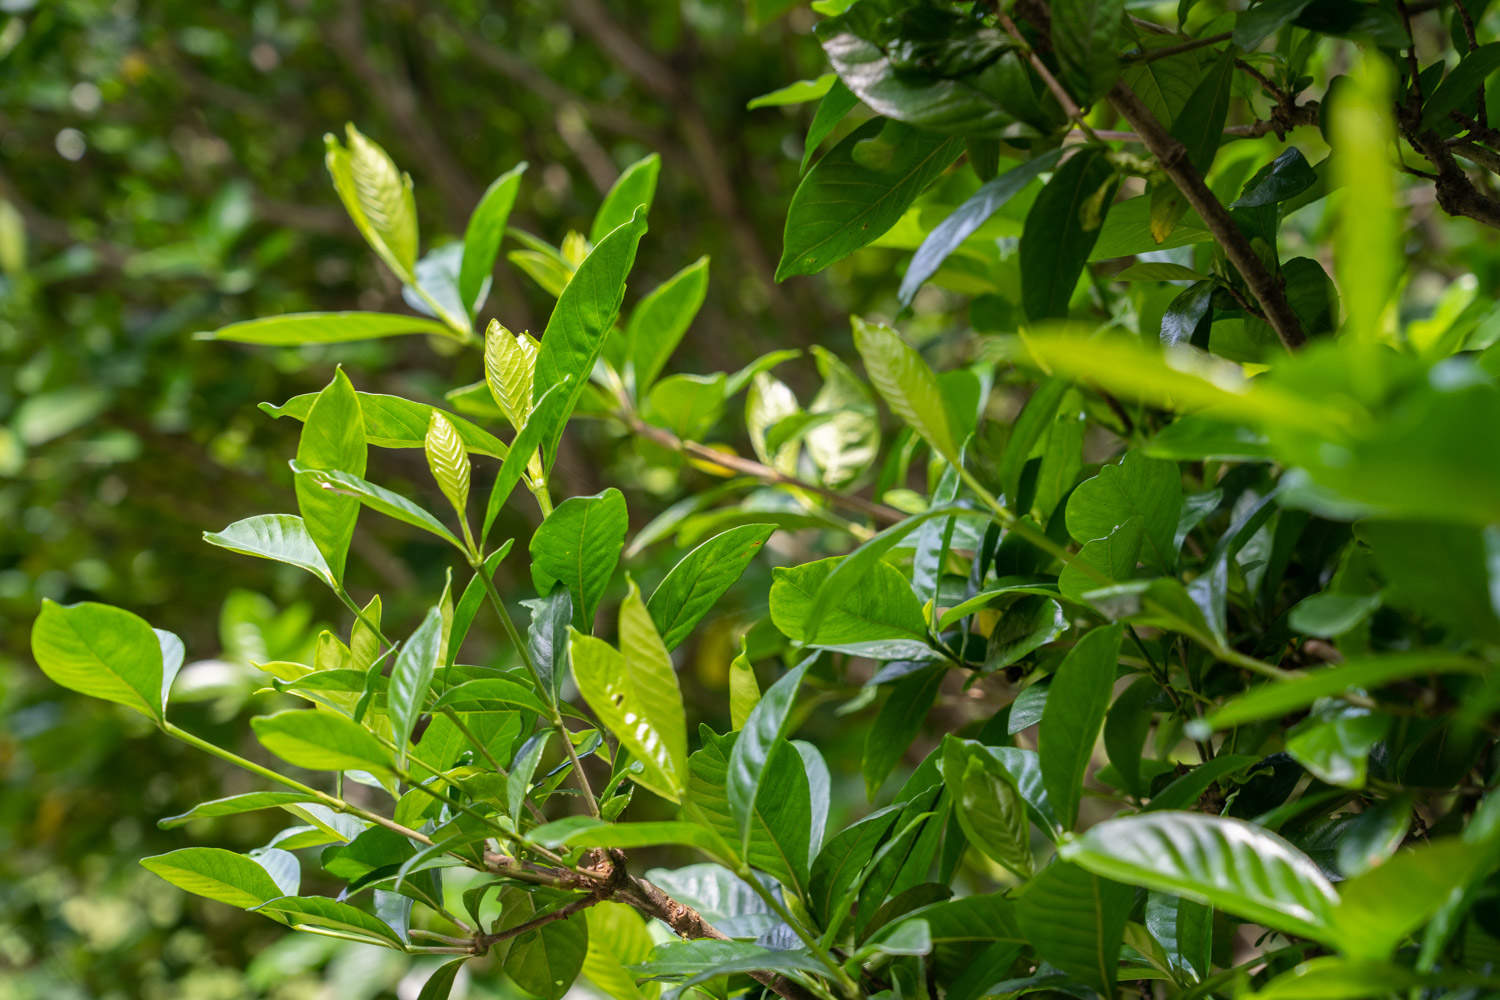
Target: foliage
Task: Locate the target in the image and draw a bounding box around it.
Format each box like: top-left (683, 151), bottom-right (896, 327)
top-left (21, 1), bottom-right (1500, 999)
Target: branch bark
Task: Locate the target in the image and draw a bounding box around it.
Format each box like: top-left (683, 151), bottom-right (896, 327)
top-left (1108, 80), bottom-right (1308, 350)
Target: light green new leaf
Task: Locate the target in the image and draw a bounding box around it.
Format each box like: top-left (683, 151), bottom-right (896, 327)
top-left (591, 153), bottom-right (661, 243)
top-left (531, 209), bottom-right (647, 466)
top-left (770, 555), bottom-right (931, 659)
top-left (158, 791), bottom-right (323, 829)
top-left (203, 514), bottom-right (335, 589)
top-left (141, 847), bottom-right (286, 909)
top-left (460, 162), bottom-right (527, 313)
top-left (530, 817), bottom-right (730, 857)
top-left (729, 649), bottom-right (760, 731)
top-left (484, 321), bottom-right (540, 429)
top-left (255, 895), bottom-right (406, 948)
top-left (424, 411), bottom-right (471, 524)
top-left (289, 465), bottom-right (463, 552)
top-left (1039, 624), bottom-right (1122, 830)
top-left (32, 599), bottom-right (165, 722)
top-left (388, 604), bottom-right (445, 762)
top-left (626, 255), bottom-right (709, 393)
top-left (1016, 860), bottom-right (1132, 996)
top-left (530, 487), bottom-right (628, 632)
top-left (295, 369), bottom-right (365, 585)
top-left (1332, 57), bottom-right (1398, 346)
top-left (1061, 811), bottom-right (1340, 942)
top-left (647, 524), bottom-right (774, 651)
top-left (251, 709), bottom-right (394, 776)
top-left (582, 903), bottom-right (657, 1000)
top-left (777, 118), bottom-right (963, 280)
top-left (570, 601), bottom-right (687, 802)
top-left (747, 73), bottom-right (835, 109)
top-left (943, 737), bottom-right (1033, 878)
top-left (325, 124), bottom-right (419, 279)
top-left (852, 315), bottom-right (958, 463)
top-left (1067, 451), bottom-right (1182, 573)
top-left (264, 391), bottom-right (508, 459)
top-left (200, 311), bottom-right (456, 345)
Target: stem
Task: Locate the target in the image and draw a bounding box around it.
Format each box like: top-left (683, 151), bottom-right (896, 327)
top-left (473, 559), bottom-right (602, 818)
top-left (995, 11), bottom-right (1101, 142)
top-left (1108, 80), bottom-right (1308, 351)
top-left (474, 895), bottom-right (601, 952)
top-left (741, 873), bottom-right (861, 999)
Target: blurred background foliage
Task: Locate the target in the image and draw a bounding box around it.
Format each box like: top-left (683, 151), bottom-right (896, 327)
top-left (0, 1), bottom-right (855, 996)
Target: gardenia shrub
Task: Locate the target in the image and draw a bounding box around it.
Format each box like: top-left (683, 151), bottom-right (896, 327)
top-left (30, 2), bottom-right (1500, 998)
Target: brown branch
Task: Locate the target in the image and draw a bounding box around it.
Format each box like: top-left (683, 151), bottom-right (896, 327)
top-left (623, 412), bottom-right (905, 526)
top-left (473, 895), bottom-right (601, 952)
top-left (1108, 80), bottom-right (1308, 350)
top-left (996, 11), bottom-right (1100, 139)
top-left (1125, 31), bottom-right (1232, 64)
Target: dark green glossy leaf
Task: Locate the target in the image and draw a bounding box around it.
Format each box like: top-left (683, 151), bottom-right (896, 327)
top-left (1039, 624), bottom-right (1121, 829)
top-left (1021, 147), bottom-right (1118, 321)
top-left (1052, 0), bottom-right (1125, 105)
top-left (1016, 860), bottom-right (1132, 996)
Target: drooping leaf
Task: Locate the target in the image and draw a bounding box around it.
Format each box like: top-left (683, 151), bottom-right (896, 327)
top-left (530, 488), bottom-right (628, 632)
top-left (264, 391), bottom-right (508, 459)
top-left (294, 369), bottom-right (365, 585)
top-left (777, 118), bottom-right (964, 280)
top-left (251, 709), bottom-right (394, 776)
top-left (1145, 891), bottom-right (1212, 984)
top-left (1039, 624), bottom-right (1122, 830)
top-left (1051, 0), bottom-right (1126, 106)
top-left (158, 791), bottom-right (324, 829)
top-left (255, 895), bottom-right (407, 948)
top-left (1169, 51), bottom-right (1234, 176)
top-left (32, 599), bottom-right (165, 722)
top-left (1060, 811), bottom-right (1339, 942)
top-left (416, 958), bottom-right (469, 1000)
top-left (289, 466), bottom-right (463, 552)
top-left (140, 847), bottom-right (286, 909)
top-left (647, 524), bottom-right (775, 651)
top-left (581, 903), bottom-right (656, 1000)
top-left (865, 667), bottom-right (945, 799)
top-left (203, 514), bottom-right (335, 589)
top-left (1020, 146), bottom-right (1119, 321)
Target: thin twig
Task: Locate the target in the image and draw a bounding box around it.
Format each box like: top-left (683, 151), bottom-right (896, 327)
top-left (1125, 31), bottom-right (1232, 63)
top-left (995, 11), bottom-right (1103, 140)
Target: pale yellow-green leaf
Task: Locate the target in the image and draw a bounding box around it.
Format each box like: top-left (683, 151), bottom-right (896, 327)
top-left (582, 903), bottom-right (657, 1000)
top-left (424, 410), bottom-right (470, 519)
top-left (852, 315), bottom-right (957, 463)
top-left (484, 319), bottom-right (539, 429)
top-left (325, 124), bottom-right (418, 278)
top-left (729, 645), bottom-right (760, 731)
top-left (1331, 55), bottom-right (1400, 348)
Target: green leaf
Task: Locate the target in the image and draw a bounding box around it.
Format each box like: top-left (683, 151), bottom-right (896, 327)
top-left (460, 162), bottom-right (527, 313)
top-left (747, 73), bottom-right (836, 109)
top-left (203, 514), bottom-right (335, 589)
top-left (1021, 147), bottom-right (1119, 321)
top-left (1016, 860), bottom-right (1132, 996)
top-left (1421, 43), bottom-right (1500, 132)
top-left (530, 488), bottom-right (628, 632)
top-left (1190, 653), bottom-right (1486, 734)
top-left (141, 847), bottom-right (286, 909)
top-left (625, 255), bottom-right (709, 393)
top-left (424, 410), bottom-right (471, 525)
top-left (1331, 58), bottom-right (1399, 345)
top-left (802, 78), bottom-right (861, 172)
top-left (1234, 0), bottom-right (1315, 51)
top-left (1145, 891), bottom-right (1211, 984)
top-left (1066, 451), bottom-right (1182, 573)
top-left (727, 659), bottom-right (811, 859)
top-left (647, 524), bottom-right (774, 652)
top-left (684, 729), bottom-right (809, 894)
top-left (1330, 838), bottom-right (1492, 960)
top-left (482, 382), bottom-right (565, 543)
top-left (900, 149), bottom-right (1062, 307)
top-left (255, 895), bottom-right (406, 948)
top-left (251, 709), bottom-right (394, 776)
top-left (158, 791), bottom-right (323, 829)
top-left (1234, 148), bottom-right (1318, 209)
top-left (325, 124), bottom-right (419, 279)
top-left (1039, 624), bottom-right (1122, 830)
top-left (729, 649), bottom-right (760, 730)
top-left (494, 890), bottom-right (589, 1000)
top-left (388, 604), bottom-right (445, 763)
top-left (865, 667), bottom-right (945, 799)
top-left (1246, 957), bottom-right (1500, 1000)
top-left (591, 153), bottom-right (661, 244)
top-left (582, 903), bottom-right (656, 1000)
top-left (200, 311), bottom-right (456, 345)
top-left (264, 391), bottom-right (508, 459)
top-left (770, 555), bottom-right (931, 659)
top-left (531, 209), bottom-right (648, 466)
top-left (1060, 811), bottom-right (1339, 942)
top-left (530, 817), bottom-right (730, 857)
top-left (288, 465), bottom-right (463, 552)
top-left (1103, 676), bottom-right (1160, 800)
top-left (485, 322), bottom-right (540, 429)
top-left (295, 369), bottom-right (365, 585)
top-left (1285, 706), bottom-right (1388, 788)
top-left (777, 118), bottom-right (964, 280)
top-left (416, 958), bottom-right (469, 1000)
top-left (852, 315), bottom-right (958, 462)
top-left (570, 586), bottom-right (688, 802)
top-left (430, 678), bottom-right (549, 716)
top-left (1051, 0), bottom-right (1125, 105)
top-left (943, 737), bottom-right (1033, 878)
top-left (524, 582), bottom-right (573, 704)
top-left (32, 599), bottom-right (164, 722)
top-left (1169, 51), bottom-right (1233, 176)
